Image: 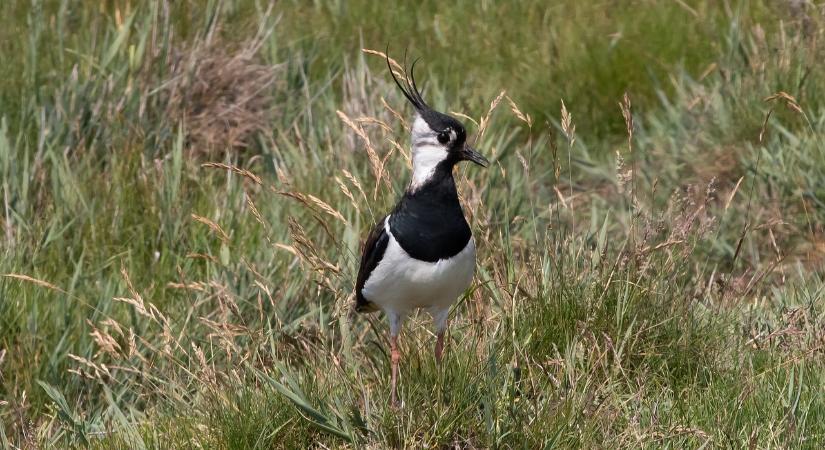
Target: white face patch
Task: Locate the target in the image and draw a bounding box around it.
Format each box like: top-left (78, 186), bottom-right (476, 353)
top-left (409, 115), bottom-right (450, 190)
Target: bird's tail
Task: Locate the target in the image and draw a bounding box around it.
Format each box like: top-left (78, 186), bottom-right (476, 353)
top-left (354, 293), bottom-right (380, 314)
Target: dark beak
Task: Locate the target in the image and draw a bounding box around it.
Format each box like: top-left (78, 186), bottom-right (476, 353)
top-left (460, 144), bottom-right (489, 167)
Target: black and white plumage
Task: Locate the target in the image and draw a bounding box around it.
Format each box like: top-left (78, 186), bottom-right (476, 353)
top-left (354, 55), bottom-right (488, 406)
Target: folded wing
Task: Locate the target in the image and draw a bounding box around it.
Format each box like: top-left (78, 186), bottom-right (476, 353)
top-left (355, 216), bottom-right (389, 313)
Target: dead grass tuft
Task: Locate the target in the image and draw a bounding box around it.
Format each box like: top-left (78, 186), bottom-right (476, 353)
top-left (162, 36), bottom-right (280, 155)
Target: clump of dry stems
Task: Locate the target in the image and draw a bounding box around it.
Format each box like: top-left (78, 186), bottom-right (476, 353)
top-left (162, 34), bottom-right (281, 155)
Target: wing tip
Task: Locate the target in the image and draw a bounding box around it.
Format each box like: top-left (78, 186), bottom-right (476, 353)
top-left (354, 292), bottom-right (380, 314)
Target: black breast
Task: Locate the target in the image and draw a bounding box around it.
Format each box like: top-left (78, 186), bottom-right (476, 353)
top-left (389, 166), bottom-right (471, 263)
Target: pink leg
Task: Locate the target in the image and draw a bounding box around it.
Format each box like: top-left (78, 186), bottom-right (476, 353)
top-left (435, 330), bottom-right (445, 365)
top-left (390, 334), bottom-right (400, 407)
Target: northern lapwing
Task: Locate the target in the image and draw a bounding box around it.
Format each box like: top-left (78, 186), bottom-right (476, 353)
top-left (354, 55), bottom-right (488, 406)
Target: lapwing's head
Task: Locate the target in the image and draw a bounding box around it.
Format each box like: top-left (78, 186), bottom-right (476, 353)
top-left (387, 55), bottom-right (488, 188)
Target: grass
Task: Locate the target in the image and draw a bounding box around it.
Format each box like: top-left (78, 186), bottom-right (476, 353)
top-left (1, 0), bottom-right (824, 448)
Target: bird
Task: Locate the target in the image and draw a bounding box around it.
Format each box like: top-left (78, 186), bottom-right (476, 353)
top-left (354, 54), bottom-right (488, 407)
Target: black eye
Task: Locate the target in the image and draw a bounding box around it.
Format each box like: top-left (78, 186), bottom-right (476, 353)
top-left (437, 131), bottom-right (450, 144)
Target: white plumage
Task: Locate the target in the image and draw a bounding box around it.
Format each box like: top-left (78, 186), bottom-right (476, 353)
top-left (362, 217), bottom-right (476, 336)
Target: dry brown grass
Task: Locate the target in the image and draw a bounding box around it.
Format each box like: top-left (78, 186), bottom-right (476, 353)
top-left (162, 35), bottom-right (281, 155)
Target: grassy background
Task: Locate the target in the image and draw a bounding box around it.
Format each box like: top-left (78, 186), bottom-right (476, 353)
top-left (1, 0), bottom-right (824, 448)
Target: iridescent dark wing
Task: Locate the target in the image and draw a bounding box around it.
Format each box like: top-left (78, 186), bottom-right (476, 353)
top-left (355, 216), bottom-right (389, 313)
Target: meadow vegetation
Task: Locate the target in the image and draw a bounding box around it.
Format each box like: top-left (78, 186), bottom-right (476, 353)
top-left (1, 0), bottom-right (824, 448)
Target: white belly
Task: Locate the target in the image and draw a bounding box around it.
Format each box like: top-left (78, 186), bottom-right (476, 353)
top-left (362, 226), bottom-right (476, 318)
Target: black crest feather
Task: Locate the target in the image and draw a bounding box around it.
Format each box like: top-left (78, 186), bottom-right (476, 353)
top-left (386, 47), bottom-right (429, 112)
top-left (385, 47), bottom-right (466, 138)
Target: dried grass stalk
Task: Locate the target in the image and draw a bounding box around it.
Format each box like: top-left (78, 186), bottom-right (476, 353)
top-left (191, 214), bottom-right (230, 242)
top-left (1, 273), bottom-right (66, 294)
